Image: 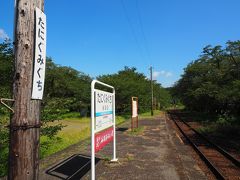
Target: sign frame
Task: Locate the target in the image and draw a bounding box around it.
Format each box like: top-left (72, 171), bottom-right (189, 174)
top-left (91, 80), bottom-right (118, 180)
top-left (131, 97), bottom-right (138, 130)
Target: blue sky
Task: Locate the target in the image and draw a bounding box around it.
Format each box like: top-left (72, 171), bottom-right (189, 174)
top-left (1, 0), bottom-right (240, 87)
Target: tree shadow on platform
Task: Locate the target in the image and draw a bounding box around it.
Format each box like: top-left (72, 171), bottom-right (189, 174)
top-left (46, 154), bottom-right (100, 180)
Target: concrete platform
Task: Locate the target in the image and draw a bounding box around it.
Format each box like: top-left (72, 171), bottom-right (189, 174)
top-left (40, 115), bottom-right (207, 180)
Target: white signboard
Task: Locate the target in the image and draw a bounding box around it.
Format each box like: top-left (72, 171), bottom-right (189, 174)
top-left (95, 89), bottom-right (113, 132)
top-left (91, 80), bottom-right (117, 180)
top-left (32, 7), bottom-right (47, 100)
top-left (132, 100), bottom-right (138, 117)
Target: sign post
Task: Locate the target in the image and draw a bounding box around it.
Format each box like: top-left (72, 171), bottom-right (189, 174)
top-left (131, 97), bottom-right (138, 130)
top-left (91, 80), bottom-right (118, 180)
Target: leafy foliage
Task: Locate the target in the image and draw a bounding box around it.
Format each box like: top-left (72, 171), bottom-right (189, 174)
top-left (0, 40), bottom-right (13, 176)
top-left (0, 40), bottom-right (92, 176)
top-left (98, 66), bottom-right (172, 114)
top-left (173, 40), bottom-right (240, 115)
top-left (0, 40), bottom-right (172, 176)
top-left (0, 116), bottom-right (9, 177)
top-left (0, 39), bottom-right (13, 114)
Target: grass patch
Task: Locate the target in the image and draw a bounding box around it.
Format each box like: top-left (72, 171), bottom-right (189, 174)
top-left (1, 113), bottom-right (128, 176)
top-left (40, 116), bottom-right (91, 158)
top-left (126, 153), bottom-right (134, 161)
top-left (0, 114), bottom-right (9, 177)
top-left (59, 112), bottom-right (81, 119)
top-left (178, 111), bottom-right (218, 124)
top-left (100, 154), bottom-right (112, 161)
top-left (127, 126), bottom-right (145, 136)
top-left (198, 123), bottom-right (240, 153)
top-left (62, 116), bottom-right (126, 125)
top-left (197, 118), bottom-right (240, 138)
top-left (40, 115), bottom-right (91, 158)
top-left (139, 110), bottom-right (162, 119)
top-left (116, 116), bottom-right (126, 125)
top-left (40, 126), bottom-right (90, 158)
top-left (40, 115), bottom-right (128, 158)
top-left (0, 112), bottom-right (129, 175)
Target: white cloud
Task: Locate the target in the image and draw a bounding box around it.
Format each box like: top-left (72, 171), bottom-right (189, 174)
top-left (165, 72), bottom-right (173, 77)
top-left (153, 70), bottom-right (173, 79)
top-left (153, 71), bottom-right (161, 79)
top-left (0, 28), bottom-right (9, 39)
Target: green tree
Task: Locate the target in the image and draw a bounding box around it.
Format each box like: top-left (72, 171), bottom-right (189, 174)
top-left (0, 39), bottom-right (13, 176)
top-left (173, 40), bottom-right (240, 115)
top-left (98, 66), bottom-right (171, 114)
top-left (0, 39), bottom-right (13, 113)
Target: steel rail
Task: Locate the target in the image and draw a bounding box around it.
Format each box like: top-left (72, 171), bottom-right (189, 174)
top-left (168, 112), bottom-right (225, 180)
top-left (174, 113), bottom-right (240, 167)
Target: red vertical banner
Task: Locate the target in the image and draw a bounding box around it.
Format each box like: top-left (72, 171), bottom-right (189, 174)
top-left (95, 127), bottom-right (114, 152)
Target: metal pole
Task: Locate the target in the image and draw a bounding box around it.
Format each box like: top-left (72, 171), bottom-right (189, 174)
top-left (112, 90), bottom-right (117, 161)
top-left (91, 81), bottom-right (95, 180)
top-left (150, 66), bottom-right (153, 116)
top-left (91, 80), bottom-right (117, 180)
top-left (9, 0), bottom-right (44, 179)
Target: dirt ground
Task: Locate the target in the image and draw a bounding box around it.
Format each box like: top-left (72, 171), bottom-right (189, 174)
top-left (39, 114), bottom-right (207, 180)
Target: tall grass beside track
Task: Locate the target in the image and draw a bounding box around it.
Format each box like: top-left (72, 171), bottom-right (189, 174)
top-left (179, 111), bottom-right (240, 153)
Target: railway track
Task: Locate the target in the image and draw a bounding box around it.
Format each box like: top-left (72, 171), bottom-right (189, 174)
top-left (167, 111), bottom-right (240, 180)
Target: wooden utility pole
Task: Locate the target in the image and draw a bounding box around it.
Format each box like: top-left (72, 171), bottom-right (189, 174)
top-left (9, 0), bottom-right (44, 179)
top-left (150, 66), bottom-right (153, 116)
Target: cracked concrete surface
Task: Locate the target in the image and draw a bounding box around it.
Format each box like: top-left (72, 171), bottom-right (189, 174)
top-left (40, 115), bottom-right (207, 180)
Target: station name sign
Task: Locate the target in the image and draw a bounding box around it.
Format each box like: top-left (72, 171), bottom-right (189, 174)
top-left (95, 89), bottom-right (114, 133)
top-left (91, 80), bottom-right (117, 180)
top-left (32, 7), bottom-right (47, 100)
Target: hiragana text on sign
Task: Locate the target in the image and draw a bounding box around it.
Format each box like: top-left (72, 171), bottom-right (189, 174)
top-left (32, 7), bottom-right (46, 100)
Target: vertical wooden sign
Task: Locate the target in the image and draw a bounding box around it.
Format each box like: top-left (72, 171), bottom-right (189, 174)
top-left (32, 7), bottom-right (47, 100)
top-left (131, 97), bottom-right (138, 130)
